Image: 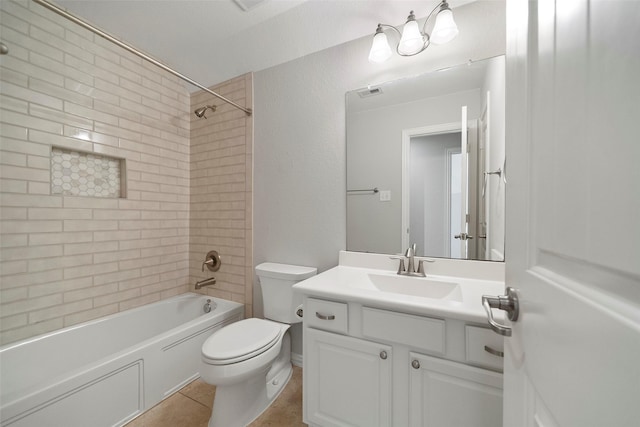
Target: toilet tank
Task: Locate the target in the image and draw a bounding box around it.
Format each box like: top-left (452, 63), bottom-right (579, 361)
top-left (256, 262), bottom-right (317, 323)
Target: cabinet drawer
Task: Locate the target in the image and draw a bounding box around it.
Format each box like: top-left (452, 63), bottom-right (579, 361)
top-left (362, 307), bottom-right (445, 355)
top-left (465, 325), bottom-right (504, 371)
top-left (306, 298), bottom-right (348, 334)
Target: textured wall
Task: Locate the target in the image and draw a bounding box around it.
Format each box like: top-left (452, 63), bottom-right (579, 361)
top-left (0, 0), bottom-right (191, 345)
top-left (189, 74), bottom-right (253, 318)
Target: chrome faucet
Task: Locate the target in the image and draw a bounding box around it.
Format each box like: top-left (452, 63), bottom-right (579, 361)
top-left (405, 243), bottom-right (417, 275)
top-left (195, 276), bottom-right (216, 289)
top-left (391, 243), bottom-right (433, 277)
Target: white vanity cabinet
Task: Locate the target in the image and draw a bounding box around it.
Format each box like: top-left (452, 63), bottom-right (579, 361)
top-left (408, 353), bottom-right (503, 427)
top-left (305, 328), bottom-right (393, 427)
top-left (302, 297), bottom-right (504, 427)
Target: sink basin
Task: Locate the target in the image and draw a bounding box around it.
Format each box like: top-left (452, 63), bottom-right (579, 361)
top-left (350, 273), bottom-right (463, 302)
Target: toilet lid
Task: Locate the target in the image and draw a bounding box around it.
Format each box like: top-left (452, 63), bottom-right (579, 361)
top-left (202, 318), bottom-right (282, 365)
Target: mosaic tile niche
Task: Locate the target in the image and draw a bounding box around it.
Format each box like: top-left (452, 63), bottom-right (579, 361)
top-left (50, 147), bottom-right (125, 198)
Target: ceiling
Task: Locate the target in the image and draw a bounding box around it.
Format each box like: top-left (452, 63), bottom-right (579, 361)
top-left (53, 0), bottom-right (474, 91)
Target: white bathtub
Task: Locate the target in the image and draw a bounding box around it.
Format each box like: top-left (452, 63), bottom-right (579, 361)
top-left (0, 293), bottom-right (243, 427)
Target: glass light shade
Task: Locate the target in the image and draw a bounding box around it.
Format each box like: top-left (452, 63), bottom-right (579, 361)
top-left (430, 8), bottom-right (459, 44)
top-left (398, 19), bottom-right (424, 55)
top-left (368, 31), bottom-right (393, 63)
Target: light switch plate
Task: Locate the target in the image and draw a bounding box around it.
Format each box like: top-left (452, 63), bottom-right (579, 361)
top-left (380, 190), bottom-right (391, 202)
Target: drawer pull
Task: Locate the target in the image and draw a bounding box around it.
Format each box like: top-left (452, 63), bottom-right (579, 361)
top-left (484, 345), bottom-right (504, 358)
top-left (315, 312), bottom-right (336, 320)
top-left (411, 359), bottom-right (421, 369)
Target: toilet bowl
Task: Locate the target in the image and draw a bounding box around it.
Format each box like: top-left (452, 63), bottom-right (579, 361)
top-left (200, 262), bottom-right (316, 427)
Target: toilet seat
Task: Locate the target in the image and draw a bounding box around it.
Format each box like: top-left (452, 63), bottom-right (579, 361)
top-left (202, 318), bottom-right (282, 365)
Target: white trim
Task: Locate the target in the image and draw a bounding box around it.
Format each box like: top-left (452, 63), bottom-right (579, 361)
top-left (291, 352), bottom-right (303, 368)
top-left (444, 148), bottom-right (461, 257)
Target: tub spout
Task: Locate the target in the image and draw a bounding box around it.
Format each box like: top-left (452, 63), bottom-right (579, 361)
top-left (195, 277), bottom-right (216, 289)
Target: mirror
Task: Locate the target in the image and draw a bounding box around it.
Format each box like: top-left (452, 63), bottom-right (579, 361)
top-left (346, 55), bottom-right (505, 261)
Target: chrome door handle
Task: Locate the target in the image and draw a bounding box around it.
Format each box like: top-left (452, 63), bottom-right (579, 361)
top-left (482, 287), bottom-right (519, 337)
top-left (315, 312), bottom-right (335, 320)
top-left (454, 233), bottom-right (474, 240)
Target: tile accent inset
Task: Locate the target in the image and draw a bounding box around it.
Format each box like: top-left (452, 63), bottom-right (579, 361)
top-left (51, 148), bottom-right (122, 198)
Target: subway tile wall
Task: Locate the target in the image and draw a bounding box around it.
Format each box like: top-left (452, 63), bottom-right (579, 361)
top-left (190, 74), bottom-right (254, 319)
top-left (0, 0), bottom-right (199, 345)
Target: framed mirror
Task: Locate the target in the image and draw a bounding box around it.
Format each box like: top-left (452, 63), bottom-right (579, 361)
top-left (346, 55), bottom-right (505, 261)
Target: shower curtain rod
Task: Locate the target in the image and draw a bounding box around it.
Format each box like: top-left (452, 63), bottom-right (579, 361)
top-left (32, 0), bottom-right (253, 116)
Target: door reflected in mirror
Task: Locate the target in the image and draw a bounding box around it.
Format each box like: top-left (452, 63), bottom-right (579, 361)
top-left (346, 55), bottom-right (505, 261)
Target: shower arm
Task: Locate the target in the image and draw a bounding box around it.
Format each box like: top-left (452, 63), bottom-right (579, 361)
top-left (31, 0), bottom-right (252, 116)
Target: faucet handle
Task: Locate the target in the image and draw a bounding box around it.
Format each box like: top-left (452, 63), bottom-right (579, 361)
top-left (389, 255), bottom-right (407, 275)
top-left (416, 257), bottom-right (436, 276)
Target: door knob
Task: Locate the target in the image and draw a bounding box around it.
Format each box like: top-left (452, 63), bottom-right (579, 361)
top-left (482, 287), bottom-right (519, 337)
top-left (454, 233), bottom-right (474, 240)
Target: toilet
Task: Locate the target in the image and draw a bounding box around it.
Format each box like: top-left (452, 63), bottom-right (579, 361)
top-left (200, 262), bottom-right (317, 427)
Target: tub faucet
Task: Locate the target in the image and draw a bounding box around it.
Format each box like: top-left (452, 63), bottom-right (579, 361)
top-left (195, 276), bottom-right (216, 289)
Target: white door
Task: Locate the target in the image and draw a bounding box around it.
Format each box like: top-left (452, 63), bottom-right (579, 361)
top-left (500, 1), bottom-right (640, 426)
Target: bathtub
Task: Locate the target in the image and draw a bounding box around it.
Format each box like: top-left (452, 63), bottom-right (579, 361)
top-left (0, 293), bottom-right (243, 427)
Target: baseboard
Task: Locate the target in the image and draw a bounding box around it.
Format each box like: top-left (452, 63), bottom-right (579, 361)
top-left (291, 352), bottom-right (303, 367)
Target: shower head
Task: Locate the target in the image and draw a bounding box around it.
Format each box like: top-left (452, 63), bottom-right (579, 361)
top-left (194, 105), bottom-right (217, 119)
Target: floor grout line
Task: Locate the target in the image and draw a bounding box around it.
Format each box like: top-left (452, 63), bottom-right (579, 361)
top-left (179, 391), bottom-right (212, 410)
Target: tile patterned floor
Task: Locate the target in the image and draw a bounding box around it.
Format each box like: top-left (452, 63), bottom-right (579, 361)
top-left (125, 366), bottom-right (305, 427)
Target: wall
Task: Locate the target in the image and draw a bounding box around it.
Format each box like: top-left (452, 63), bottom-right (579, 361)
top-left (253, 1), bottom-right (505, 353)
top-left (347, 89), bottom-right (481, 255)
top-left (0, 0), bottom-right (191, 345)
top-left (189, 74), bottom-right (254, 318)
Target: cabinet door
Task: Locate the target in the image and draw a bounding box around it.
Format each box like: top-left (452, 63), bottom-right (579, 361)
top-left (409, 352), bottom-right (502, 427)
top-left (305, 328), bottom-right (392, 427)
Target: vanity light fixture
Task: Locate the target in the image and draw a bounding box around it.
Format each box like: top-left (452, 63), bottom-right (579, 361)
top-left (368, 0), bottom-right (459, 63)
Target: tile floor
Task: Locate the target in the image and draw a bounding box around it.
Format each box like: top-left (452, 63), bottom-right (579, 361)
top-left (125, 366), bottom-right (305, 427)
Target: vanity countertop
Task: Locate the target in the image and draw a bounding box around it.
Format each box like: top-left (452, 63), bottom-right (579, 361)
top-left (293, 251), bottom-right (505, 324)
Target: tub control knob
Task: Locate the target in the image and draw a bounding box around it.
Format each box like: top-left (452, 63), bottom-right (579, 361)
top-left (411, 359), bottom-right (420, 369)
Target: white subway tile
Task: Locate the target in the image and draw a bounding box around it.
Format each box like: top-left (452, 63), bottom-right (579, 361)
top-left (64, 261), bottom-right (119, 280)
top-left (63, 283), bottom-right (118, 303)
top-left (29, 299), bottom-right (93, 324)
top-left (0, 179), bottom-right (27, 193)
top-left (63, 220), bottom-right (118, 232)
top-left (29, 276), bottom-right (93, 298)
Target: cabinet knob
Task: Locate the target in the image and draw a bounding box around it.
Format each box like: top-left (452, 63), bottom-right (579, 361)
top-left (411, 359), bottom-right (420, 369)
top-left (379, 350), bottom-right (388, 360)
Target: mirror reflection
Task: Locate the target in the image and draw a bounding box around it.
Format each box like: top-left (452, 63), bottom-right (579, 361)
top-left (346, 55), bottom-right (505, 261)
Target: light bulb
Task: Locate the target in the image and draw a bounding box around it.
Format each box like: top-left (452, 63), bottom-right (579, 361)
top-left (368, 30), bottom-right (392, 63)
top-left (431, 8), bottom-right (458, 44)
top-left (398, 17), bottom-right (424, 55)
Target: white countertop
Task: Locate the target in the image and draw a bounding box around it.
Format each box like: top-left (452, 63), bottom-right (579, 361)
top-left (293, 251), bottom-right (506, 324)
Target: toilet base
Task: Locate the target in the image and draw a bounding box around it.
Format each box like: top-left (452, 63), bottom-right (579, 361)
top-left (208, 363), bottom-right (292, 427)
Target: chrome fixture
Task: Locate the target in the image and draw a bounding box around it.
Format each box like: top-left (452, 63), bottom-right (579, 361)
top-left (482, 287), bottom-right (520, 337)
top-left (194, 105), bottom-right (217, 119)
top-left (202, 250), bottom-right (222, 272)
top-left (195, 277), bottom-right (217, 289)
top-left (31, 0), bottom-right (252, 116)
top-left (203, 298), bottom-right (215, 313)
top-left (390, 243), bottom-right (434, 277)
top-left (368, 1), bottom-right (458, 63)
top-left (346, 187), bottom-right (379, 195)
